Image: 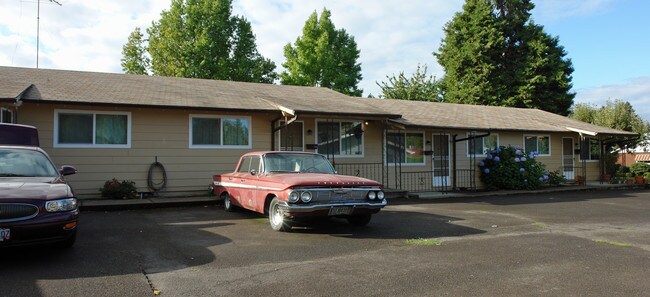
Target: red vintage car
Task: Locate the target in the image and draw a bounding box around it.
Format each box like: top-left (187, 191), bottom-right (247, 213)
top-left (212, 151), bottom-right (386, 231)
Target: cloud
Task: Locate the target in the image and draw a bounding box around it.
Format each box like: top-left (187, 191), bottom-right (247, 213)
top-left (233, 0), bottom-right (462, 96)
top-left (0, 0), bottom-right (461, 97)
top-left (575, 76), bottom-right (650, 122)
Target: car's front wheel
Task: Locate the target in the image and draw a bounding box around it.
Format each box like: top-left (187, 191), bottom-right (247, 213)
top-left (222, 192), bottom-right (235, 212)
top-left (269, 198), bottom-right (291, 232)
top-left (347, 214), bottom-right (372, 226)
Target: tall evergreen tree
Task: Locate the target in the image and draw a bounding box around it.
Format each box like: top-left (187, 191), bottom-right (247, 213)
top-left (436, 0), bottom-right (575, 115)
top-left (377, 64), bottom-right (444, 101)
top-left (120, 27), bottom-right (150, 75)
top-left (121, 0), bottom-right (276, 83)
top-left (281, 8), bottom-right (363, 96)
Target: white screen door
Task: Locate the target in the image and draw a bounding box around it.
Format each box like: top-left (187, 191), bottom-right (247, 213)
top-left (562, 137), bottom-right (575, 180)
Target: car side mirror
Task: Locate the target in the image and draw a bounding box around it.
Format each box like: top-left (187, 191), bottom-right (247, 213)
top-left (250, 169), bottom-right (257, 176)
top-left (59, 165), bottom-right (77, 176)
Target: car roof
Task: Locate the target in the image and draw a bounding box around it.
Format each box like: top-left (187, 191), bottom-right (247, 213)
top-left (243, 151), bottom-right (324, 157)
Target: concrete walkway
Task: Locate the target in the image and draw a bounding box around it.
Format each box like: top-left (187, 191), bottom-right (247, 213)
top-left (79, 182), bottom-right (648, 211)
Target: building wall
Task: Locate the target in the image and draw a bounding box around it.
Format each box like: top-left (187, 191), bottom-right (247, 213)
top-left (18, 103), bottom-right (276, 198)
top-left (15, 103), bottom-right (604, 197)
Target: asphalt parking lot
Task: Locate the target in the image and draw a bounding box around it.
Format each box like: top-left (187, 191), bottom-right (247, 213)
top-left (2, 189), bottom-right (649, 297)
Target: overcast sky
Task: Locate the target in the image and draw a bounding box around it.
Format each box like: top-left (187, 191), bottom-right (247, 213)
top-left (1, 0), bottom-right (648, 121)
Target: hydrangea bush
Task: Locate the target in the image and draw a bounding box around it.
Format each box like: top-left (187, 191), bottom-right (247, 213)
top-left (479, 145), bottom-right (549, 190)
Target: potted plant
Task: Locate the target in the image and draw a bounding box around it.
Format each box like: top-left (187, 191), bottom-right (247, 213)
top-left (625, 173), bottom-right (635, 185)
top-left (630, 162), bottom-right (649, 185)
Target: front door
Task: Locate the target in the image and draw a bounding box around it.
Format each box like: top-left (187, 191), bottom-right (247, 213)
top-left (562, 137), bottom-right (575, 180)
top-left (432, 134), bottom-right (451, 187)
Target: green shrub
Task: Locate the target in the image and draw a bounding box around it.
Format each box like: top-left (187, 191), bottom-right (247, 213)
top-left (644, 172), bottom-right (650, 181)
top-left (629, 162), bottom-right (650, 176)
top-left (100, 178), bottom-right (138, 199)
top-left (479, 145), bottom-right (547, 190)
top-left (618, 166), bottom-right (630, 174)
top-left (546, 170), bottom-right (566, 186)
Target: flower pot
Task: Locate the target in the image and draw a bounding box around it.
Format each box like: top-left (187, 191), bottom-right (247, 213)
top-left (626, 178), bottom-right (635, 185)
top-left (635, 176), bottom-right (646, 184)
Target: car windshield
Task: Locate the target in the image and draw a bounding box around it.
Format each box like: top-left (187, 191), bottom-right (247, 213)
top-left (0, 148), bottom-right (58, 177)
top-left (264, 153), bottom-right (335, 174)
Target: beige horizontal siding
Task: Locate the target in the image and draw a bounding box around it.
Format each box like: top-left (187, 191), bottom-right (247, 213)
top-left (18, 104), bottom-right (272, 198)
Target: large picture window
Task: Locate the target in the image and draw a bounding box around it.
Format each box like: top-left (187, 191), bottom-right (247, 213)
top-left (316, 120), bottom-right (363, 156)
top-left (55, 110), bottom-right (130, 148)
top-left (524, 135), bottom-right (550, 156)
top-left (190, 115), bottom-right (251, 148)
top-left (386, 131), bottom-right (424, 165)
top-left (467, 133), bottom-right (498, 156)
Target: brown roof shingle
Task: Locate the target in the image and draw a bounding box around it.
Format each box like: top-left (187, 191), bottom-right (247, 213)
top-left (0, 66), bottom-right (636, 136)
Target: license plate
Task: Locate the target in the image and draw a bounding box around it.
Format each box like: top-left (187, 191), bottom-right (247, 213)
top-left (0, 228), bottom-right (9, 242)
top-left (328, 206), bottom-right (353, 216)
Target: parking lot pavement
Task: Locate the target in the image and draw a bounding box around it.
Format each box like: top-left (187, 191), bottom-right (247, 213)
top-left (2, 189), bottom-right (649, 296)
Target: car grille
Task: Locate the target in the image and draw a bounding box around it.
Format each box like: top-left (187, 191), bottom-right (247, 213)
top-left (0, 203), bottom-right (39, 222)
top-left (311, 188), bottom-right (369, 202)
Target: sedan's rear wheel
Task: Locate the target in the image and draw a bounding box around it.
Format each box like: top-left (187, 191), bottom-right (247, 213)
top-left (347, 214), bottom-right (372, 226)
top-left (222, 192), bottom-right (235, 212)
top-left (269, 198), bottom-right (290, 232)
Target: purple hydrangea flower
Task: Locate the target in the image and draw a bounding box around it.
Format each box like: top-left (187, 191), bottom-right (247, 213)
top-left (515, 158), bottom-right (520, 162)
top-left (519, 168), bottom-right (525, 172)
top-left (486, 154), bottom-right (493, 160)
top-left (543, 175), bottom-right (549, 180)
top-left (515, 149), bottom-right (522, 155)
top-left (484, 168), bottom-right (490, 174)
top-left (520, 157), bottom-right (527, 162)
top-left (494, 156), bottom-right (500, 161)
top-left (515, 145), bottom-right (521, 149)
top-left (479, 161), bottom-right (485, 167)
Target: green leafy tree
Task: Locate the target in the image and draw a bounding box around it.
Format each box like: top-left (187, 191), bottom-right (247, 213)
top-left (281, 8), bottom-right (363, 96)
top-left (435, 0), bottom-right (575, 115)
top-left (571, 99), bottom-right (649, 146)
top-left (123, 0), bottom-right (276, 83)
top-left (120, 27), bottom-right (150, 75)
top-left (377, 64), bottom-right (444, 101)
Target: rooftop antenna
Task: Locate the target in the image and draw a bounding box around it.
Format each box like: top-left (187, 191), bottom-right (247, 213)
top-left (37, 0), bottom-right (62, 68)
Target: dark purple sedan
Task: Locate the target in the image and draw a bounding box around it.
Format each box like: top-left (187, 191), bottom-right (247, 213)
top-left (0, 145), bottom-right (79, 248)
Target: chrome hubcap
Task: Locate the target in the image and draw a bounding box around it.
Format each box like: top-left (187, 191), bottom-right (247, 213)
top-left (272, 205), bottom-right (283, 226)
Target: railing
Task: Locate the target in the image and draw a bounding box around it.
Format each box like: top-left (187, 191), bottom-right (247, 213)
top-left (333, 162), bottom-right (385, 186)
top-left (334, 163), bottom-right (478, 192)
top-left (455, 169), bottom-right (477, 190)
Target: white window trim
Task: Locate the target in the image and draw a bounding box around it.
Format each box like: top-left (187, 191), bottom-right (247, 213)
top-left (315, 119), bottom-right (365, 158)
top-left (466, 132), bottom-right (499, 157)
top-left (579, 137), bottom-right (601, 162)
top-left (523, 134), bottom-right (551, 156)
top-left (277, 120), bottom-right (304, 151)
top-left (385, 130), bottom-right (426, 166)
top-left (189, 114), bottom-right (253, 149)
top-left (54, 109), bottom-right (132, 148)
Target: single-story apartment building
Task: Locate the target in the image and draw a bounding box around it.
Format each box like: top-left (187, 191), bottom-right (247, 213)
top-left (0, 66), bottom-right (637, 198)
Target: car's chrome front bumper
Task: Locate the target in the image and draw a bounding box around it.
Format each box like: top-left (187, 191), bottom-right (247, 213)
top-left (278, 199), bottom-right (387, 216)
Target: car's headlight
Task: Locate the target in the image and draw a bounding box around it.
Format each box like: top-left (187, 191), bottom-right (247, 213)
top-left (288, 191), bottom-right (300, 203)
top-left (300, 191), bottom-right (312, 203)
top-left (368, 191), bottom-right (377, 200)
top-left (377, 191), bottom-right (385, 200)
top-left (45, 198), bottom-right (78, 212)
